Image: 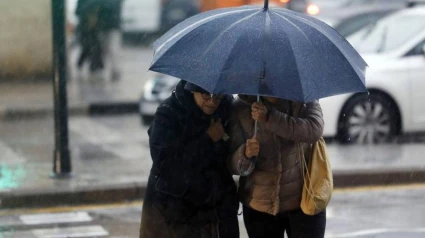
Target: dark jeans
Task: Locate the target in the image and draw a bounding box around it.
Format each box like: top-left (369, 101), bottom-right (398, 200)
top-left (243, 206), bottom-right (326, 238)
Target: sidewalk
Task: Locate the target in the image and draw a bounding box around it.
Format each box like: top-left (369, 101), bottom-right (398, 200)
top-left (1, 142), bottom-right (424, 209)
top-left (0, 46), bottom-right (154, 120)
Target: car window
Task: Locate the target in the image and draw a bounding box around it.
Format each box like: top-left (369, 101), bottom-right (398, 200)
top-left (334, 12), bottom-right (388, 37)
top-left (347, 13), bottom-right (425, 54)
top-left (406, 39), bottom-right (425, 56)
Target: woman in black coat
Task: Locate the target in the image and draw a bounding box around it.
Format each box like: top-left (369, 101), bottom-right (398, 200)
top-left (140, 80), bottom-right (239, 238)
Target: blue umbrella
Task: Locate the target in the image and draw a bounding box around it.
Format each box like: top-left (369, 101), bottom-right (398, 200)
top-left (149, 0), bottom-right (367, 103)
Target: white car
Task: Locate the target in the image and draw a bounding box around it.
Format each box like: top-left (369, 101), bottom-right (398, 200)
top-left (321, 6), bottom-right (425, 143)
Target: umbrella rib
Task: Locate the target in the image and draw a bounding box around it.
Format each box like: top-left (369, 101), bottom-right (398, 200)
top-left (155, 8), bottom-right (258, 54)
top-left (211, 30), bottom-right (253, 94)
top-left (273, 10), bottom-right (367, 94)
top-left (273, 8), bottom-right (366, 71)
top-left (272, 11), bottom-right (328, 101)
top-left (258, 11), bottom-right (272, 96)
top-left (200, 10), bottom-right (262, 60)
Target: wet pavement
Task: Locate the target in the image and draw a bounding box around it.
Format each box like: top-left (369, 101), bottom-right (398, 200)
top-left (1, 185), bottom-right (425, 238)
top-left (0, 115), bottom-right (149, 195)
top-left (0, 114), bottom-right (424, 208)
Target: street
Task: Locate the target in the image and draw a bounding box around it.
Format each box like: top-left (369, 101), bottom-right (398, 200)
top-left (1, 185), bottom-right (425, 237)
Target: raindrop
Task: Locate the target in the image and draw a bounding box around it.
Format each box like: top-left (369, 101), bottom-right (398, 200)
top-left (343, 114), bottom-right (346, 117)
top-left (367, 91), bottom-right (370, 96)
top-left (348, 137), bottom-right (351, 141)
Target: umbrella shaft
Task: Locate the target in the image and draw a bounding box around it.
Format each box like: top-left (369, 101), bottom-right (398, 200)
top-left (264, 0), bottom-right (269, 9)
top-left (254, 95), bottom-right (260, 137)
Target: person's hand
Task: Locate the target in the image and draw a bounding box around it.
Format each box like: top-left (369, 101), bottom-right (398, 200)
top-left (245, 137), bottom-right (260, 158)
top-left (207, 118), bottom-right (225, 143)
top-left (251, 102), bottom-right (268, 122)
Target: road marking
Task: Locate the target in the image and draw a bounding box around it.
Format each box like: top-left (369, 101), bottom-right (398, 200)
top-left (0, 201), bottom-right (143, 216)
top-left (32, 225), bottom-right (108, 238)
top-left (327, 228), bottom-right (425, 238)
top-left (69, 118), bottom-right (145, 160)
top-left (20, 212), bottom-right (92, 225)
top-left (69, 118), bottom-right (123, 144)
top-left (0, 140), bottom-right (26, 163)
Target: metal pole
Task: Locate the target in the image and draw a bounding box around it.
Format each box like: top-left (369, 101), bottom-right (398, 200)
top-left (51, 0), bottom-right (72, 177)
top-left (264, 0), bottom-right (269, 9)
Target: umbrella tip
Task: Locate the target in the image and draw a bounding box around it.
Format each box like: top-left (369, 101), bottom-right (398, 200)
top-left (264, 0), bottom-right (269, 10)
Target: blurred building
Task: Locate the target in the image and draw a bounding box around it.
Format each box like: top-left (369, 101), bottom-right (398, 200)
top-left (0, 0), bottom-right (52, 79)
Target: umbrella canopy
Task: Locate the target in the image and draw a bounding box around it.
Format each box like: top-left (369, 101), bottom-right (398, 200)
top-left (150, 3), bottom-right (367, 103)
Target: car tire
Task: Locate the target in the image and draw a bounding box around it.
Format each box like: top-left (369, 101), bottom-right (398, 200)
top-left (337, 93), bottom-right (399, 144)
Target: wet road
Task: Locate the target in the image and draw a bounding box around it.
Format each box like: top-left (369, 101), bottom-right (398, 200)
top-left (1, 185), bottom-right (425, 238)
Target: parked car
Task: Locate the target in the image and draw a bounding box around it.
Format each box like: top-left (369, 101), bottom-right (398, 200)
top-left (122, 0), bottom-right (161, 35)
top-left (329, 8), bottom-right (397, 38)
top-left (320, 6), bottom-right (425, 143)
top-left (161, 0), bottom-right (200, 32)
top-left (139, 74), bottom-right (180, 124)
top-left (306, 0), bottom-right (410, 17)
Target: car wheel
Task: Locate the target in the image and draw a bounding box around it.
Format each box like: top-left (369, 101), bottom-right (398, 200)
top-left (338, 93), bottom-right (399, 144)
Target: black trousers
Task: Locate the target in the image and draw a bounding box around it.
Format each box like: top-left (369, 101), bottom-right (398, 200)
top-left (243, 206), bottom-right (326, 238)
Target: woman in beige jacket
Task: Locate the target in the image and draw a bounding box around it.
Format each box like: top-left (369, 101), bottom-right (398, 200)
top-left (229, 95), bottom-right (326, 238)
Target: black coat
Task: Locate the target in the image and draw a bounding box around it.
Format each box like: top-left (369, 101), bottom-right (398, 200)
top-left (140, 81), bottom-right (239, 238)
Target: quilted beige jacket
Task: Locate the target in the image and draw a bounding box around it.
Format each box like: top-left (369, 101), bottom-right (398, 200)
top-left (229, 96), bottom-right (324, 215)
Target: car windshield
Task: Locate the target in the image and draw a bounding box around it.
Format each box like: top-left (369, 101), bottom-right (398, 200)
top-left (347, 13), bottom-right (425, 54)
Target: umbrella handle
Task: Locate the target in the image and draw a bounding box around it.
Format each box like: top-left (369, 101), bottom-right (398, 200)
top-left (238, 95), bottom-right (261, 177)
top-left (264, 0), bottom-right (269, 9)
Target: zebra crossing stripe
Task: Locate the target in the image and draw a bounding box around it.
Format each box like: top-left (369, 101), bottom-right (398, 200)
top-left (0, 140), bottom-right (25, 163)
top-left (69, 117), bottom-right (147, 160)
top-left (31, 225), bottom-right (108, 238)
top-left (20, 212), bottom-right (92, 225)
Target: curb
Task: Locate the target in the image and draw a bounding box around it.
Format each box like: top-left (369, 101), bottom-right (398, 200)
top-left (333, 169), bottom-right (425, 187)
top-left (0, 183), bottom-right (147, 209)
top-left (0, 102), bottom-right (139, 120)
top-left (1, 169), bottom-right (424, 209)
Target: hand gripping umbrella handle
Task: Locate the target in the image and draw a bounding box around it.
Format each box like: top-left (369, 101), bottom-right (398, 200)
top-left (238, 95), bottom-right (261, 176)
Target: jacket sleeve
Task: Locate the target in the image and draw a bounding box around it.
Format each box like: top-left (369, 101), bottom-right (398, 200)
top-left (149, 105), bottom-right (215, 171)
top-left (149, 105), bottom-right (216, 197)
top-left (228, 107), bottom-right (250, 175)
top-left (259, 100), bottom-right (324, 143)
